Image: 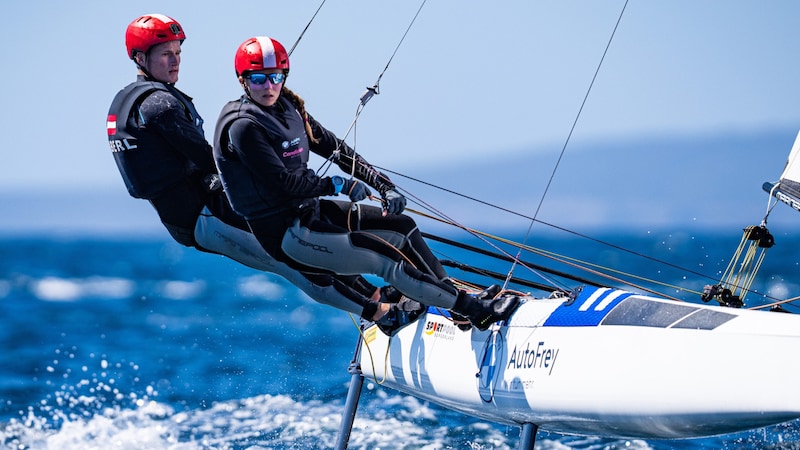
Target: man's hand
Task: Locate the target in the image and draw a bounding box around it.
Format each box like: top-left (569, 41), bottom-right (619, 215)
top-left (382, 189), bottom-right (406, 215)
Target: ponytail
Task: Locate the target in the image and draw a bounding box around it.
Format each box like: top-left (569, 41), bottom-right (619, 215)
top-left (281, 87), bottom-right (319, 144)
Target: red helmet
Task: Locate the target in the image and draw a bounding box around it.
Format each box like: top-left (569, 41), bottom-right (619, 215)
top-left (234, 37), bottom-right (290, 76)
top-left (125, 14), bottom-right (186, 59)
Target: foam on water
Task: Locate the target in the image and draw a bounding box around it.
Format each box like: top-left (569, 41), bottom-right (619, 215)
top-left (158, 280), bottom-right (207, 301)
top-left (2, 377), bottom-right (525, 450)
top-left (0, 346), bottom-right (649, 450)
top-left (29, 277), bottom-right (135, 302)
top-left (6, 236), bottom-right (800, 449)
top-left (236, 274), bottom-right (288, 300)
top-left (18, 273), bottom-right (290, 305)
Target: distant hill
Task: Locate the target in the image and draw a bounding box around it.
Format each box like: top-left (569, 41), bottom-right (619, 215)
top-left (388, 127), bottom-right (799, 233)
top-left (3, 127), bottom-right (798, 237)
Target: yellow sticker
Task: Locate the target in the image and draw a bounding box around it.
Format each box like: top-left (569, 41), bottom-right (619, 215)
top-left (363, 325), bottom-right (378, 344)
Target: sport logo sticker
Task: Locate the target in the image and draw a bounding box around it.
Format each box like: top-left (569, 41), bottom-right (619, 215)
top-left (424, 320), bottom-right (455, 340)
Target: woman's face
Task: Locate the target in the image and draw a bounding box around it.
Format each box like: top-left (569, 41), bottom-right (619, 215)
top-left (243, 70), bottom-right (285, 107)
top-left (139, 40), bottom-right (181, 84)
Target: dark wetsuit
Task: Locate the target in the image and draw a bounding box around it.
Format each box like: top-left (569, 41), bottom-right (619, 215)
top-left (107, 76), bottom-right (380, 316)
top-left (108, 76), bottom-right (230, 245)
top-left (214, 95), bottom-right (462, 309)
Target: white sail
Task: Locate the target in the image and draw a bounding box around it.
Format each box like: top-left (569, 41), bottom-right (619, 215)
top-left (764, 129), bottom-right (800, 211)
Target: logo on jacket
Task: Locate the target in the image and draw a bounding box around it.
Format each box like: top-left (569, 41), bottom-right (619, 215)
top-left (282, 138), bottom-right (302, 149)
top-left (107, 114), bottom-right (138, 152)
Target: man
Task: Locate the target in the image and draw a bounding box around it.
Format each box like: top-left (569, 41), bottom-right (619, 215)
top-left (106, 14), bottom-right (419, 333)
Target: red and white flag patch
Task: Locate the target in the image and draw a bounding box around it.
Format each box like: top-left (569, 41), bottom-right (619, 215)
top-left (107, 115), bottom-right (117, 136)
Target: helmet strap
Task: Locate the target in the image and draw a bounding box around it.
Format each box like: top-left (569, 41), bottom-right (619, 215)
top-left (238, 75), bottom-right (253, 99)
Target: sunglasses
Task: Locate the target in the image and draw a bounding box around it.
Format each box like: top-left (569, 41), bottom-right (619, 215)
top-left (247, 72), bottom-right (286, 85)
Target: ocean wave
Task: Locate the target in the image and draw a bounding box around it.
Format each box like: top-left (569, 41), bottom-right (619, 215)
top-left (158, 280), bottom-right (207, 301)
top-left (20, 274), bottom-right (289, 304)
top-left (236, 274), bottom-right (287, 300)
top-left (1, 386), bottom-right (526, 450)
top-left (29, 276), bottom-right (135, 302)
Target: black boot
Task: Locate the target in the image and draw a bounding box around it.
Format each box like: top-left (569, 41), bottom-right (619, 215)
top-left (476, 284), bottom-right (501, 300)
top-left (450, 284), bottom-right (501, 331)
top-left (375, 297), bottom-right (427, 336)
top-left (451, 290), bottom-right (521, 331)
top-left (377, 285), bottom-right (403, 303)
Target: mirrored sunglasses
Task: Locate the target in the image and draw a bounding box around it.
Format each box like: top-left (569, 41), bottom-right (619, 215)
top-left (247, 72), bottom-right (286, 85)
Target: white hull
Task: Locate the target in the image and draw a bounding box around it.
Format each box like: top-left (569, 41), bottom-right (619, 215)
top-left (360, 286), bottom-right (800, 439)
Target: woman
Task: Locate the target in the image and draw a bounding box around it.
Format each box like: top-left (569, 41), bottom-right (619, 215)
top-left (213, 36), bottom-right (520, 331)
top-left (109, 16), bottom-right (403, 328)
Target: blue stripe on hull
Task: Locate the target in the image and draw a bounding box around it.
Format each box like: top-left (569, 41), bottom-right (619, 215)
top-left (543, 286), bottom-right (633, 327)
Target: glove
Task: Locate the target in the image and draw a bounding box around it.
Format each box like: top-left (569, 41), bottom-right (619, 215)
top-left (342, 178), bottom-right (371, 202)
top-left (382, 189), bottom-right (406, 215)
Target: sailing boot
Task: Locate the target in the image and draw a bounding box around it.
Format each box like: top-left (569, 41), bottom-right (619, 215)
top-left (375, 297), bottom-right (427, 336)
top-left (451, 290), bottom-right (521, 331)
top-left (377, 285), bottom-right (403, 303)
top-left (476, 284), bottom-right (501, 300)
top-left (450, 285), bottom-right (502, 331)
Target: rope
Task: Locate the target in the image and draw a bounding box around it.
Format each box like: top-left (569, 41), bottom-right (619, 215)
top-left (377, 165), bottom-right (723, 286)
top-left (751, 295), bottom-right (800, 311)
top-left (506, 0), bottom-right (631, 287)
top-left (297, 2), bottom-right (792, 311)
top-left (408, 207), bottom-right (687, 301)
top-left (348, 314), bottom-right (390, 385)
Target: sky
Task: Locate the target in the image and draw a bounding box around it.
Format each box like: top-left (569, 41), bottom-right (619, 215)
top-left (2, 0), bottom-right (800, 233)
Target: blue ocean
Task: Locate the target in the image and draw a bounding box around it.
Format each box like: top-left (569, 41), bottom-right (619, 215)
top-left (2, 228), bottom-right (800, 449)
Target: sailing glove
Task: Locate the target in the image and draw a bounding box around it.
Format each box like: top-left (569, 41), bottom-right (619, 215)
top-left (342, 178), bottom-right (371, 202)
top-left (382, 189), bottom-right (406, 215)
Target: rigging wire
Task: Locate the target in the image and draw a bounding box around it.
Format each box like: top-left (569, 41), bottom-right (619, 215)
top-left (361, 0), bottom-right (429, 105)
top-left (311, 1), bottom-right (672, 300)
top-left (284, 2), bottom-right (793, 314)
top-left (287, 2), bottom-right (796, 316)
top-left (287, 0), bottom-right (327, 57)
top-left (764, 182), bottom-right (781, 224)
top-left (504, 0), bottom-right (631, 289)
top-left (290, 1), bottom-right (780, 308)
top-left (376, 164), bottom-right (723, 286)
top-left (410, 207), bottom-right (689, 301)
top-left (318, 0), bottom-right (429, 179)
top-left (374, 163), bottom-right (786, 306)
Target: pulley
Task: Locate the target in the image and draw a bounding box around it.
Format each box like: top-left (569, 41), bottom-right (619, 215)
top-left (701, 225), bottom-right (774, 307)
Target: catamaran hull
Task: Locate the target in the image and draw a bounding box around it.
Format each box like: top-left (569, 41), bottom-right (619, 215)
top-left (359, 286), bottom-right (800, 439)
